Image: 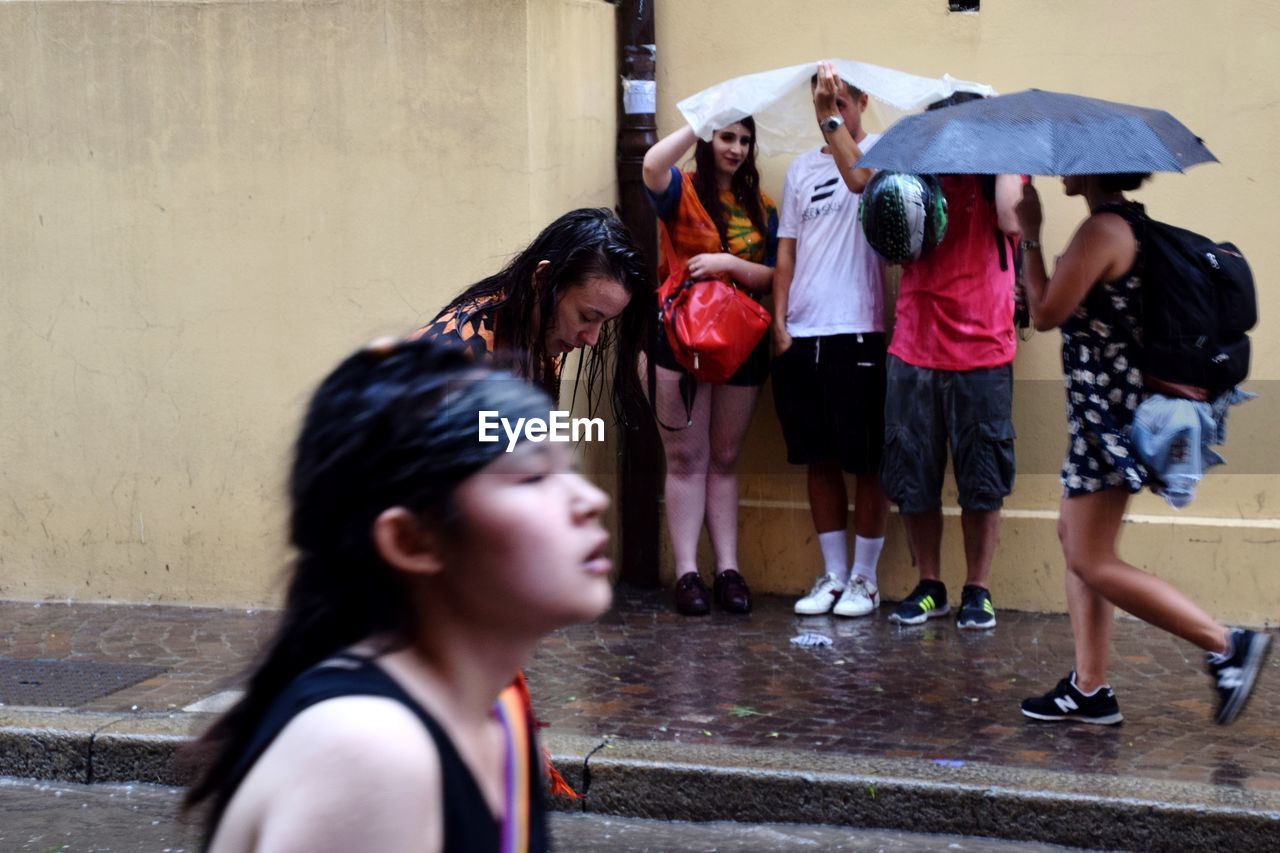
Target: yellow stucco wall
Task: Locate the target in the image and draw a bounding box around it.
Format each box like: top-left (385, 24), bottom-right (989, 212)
top-left (655, 0), bottom-right (1280, 624)
top-left (4, 0), bottom-right (1277, 622)
top-left (0, 0), bottom-right (619, 605)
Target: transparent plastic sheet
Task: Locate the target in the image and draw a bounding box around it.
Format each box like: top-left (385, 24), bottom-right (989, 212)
top-left (677, 59), bottom-right (995, 155)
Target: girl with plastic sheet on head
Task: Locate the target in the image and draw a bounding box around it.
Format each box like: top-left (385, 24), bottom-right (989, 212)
top-left (184, 337), bottom-right (611, 851)
top-left (414, 207), bottom-right (654, 427)
top-left (1015, 175), bottom-right (1269, 727)
top-left (641, 117), bottom-right (778, 617)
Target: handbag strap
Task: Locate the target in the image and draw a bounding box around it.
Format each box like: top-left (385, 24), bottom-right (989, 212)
top-left (647, 333), bottom-right (697, 432)
top-left (649, 278), bottom-right (699, 431)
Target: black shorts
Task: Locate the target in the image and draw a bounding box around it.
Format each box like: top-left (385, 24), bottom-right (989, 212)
top-left (651, 327), bottom-right (770, 387)
top-left (771, 333), bottom-right (886, 473)
top-left (881, 355), bottom-right (1016, 513)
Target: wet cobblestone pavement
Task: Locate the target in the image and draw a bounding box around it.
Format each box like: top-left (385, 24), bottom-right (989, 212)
top-left (0, 601), bottom-right (271, 713)
top-left (528, 587), bottom-right (1280, 793)
top-left (1, 587), bottom-right (1277, 795)
top-left (0, 777), bottom-right (1093, 852)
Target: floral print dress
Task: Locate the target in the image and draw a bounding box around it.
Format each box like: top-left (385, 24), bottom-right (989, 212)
top-left (1060, 205), bottom-right (1151, 497)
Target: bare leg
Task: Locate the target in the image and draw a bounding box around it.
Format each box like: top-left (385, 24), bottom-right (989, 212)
top-left (852, 473), bottom-right (889, 538)
top-left (1066, 568), bottom-right (1115, 693)
top-left (1060, 488), bottom-right (1228, 655)
top-left (901, 509), bottom-right (943, 581)
top-left (960, 508), bottom-right (1000, 588)
top-left (704, 382), bottom-right (760, 572)
top-left (653, 365), bottom-right (712, 578)
top-left (808, 460), bottom-right (848, 534)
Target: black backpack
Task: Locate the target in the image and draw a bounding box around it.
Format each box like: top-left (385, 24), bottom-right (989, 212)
top-left (1103, 203), bottom-right (1256, 395)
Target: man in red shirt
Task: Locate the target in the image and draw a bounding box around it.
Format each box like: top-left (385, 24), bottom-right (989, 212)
top-left (880, 94), bottom-right (1022, 630)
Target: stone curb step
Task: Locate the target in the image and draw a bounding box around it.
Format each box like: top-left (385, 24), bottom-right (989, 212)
top-left (2, 718), bottom-right (1277, 849)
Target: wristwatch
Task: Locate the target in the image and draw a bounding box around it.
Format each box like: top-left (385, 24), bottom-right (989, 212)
top-left (821, 114), bottom-right (845, 133)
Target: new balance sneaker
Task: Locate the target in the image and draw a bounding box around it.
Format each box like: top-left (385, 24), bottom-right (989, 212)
top-left (1020, 672), bottom-right (1124, 725)
top-left (887, 580), bottom-right (949, 626)
top-left (794, 574), bottom-right (844, 616)
top-left (956, 585), bottom-right (997, 630)
top-left (1208, 627), bottom-right (1272, 725)
top-left (833, 575), bottom-right (880, 617)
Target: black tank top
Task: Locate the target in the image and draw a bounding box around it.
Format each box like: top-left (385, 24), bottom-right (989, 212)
top-left (223, 654), bottom-right (549, 852)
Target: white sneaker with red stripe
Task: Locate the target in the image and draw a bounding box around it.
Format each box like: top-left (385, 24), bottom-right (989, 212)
top-left (794, 574), bottom-right (844, 616)
top-left (833, 575), bottom-right (879, 617)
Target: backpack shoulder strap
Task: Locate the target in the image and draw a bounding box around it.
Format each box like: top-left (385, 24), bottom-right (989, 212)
top-left (1095, 200), bottom-right (1145, 231)
top-left (1094, 201), bottom-right (1147, 285)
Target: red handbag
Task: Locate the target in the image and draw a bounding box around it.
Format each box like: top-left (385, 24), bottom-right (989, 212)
top-left (657, 274), bottom-right (771, 384)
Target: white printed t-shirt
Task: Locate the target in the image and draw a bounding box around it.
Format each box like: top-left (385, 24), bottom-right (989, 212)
top-left (777, 134), bottom-right (885, 337)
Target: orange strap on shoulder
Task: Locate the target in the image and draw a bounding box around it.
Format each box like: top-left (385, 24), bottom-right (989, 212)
top-left (506, 671), bottom-right (579, 800)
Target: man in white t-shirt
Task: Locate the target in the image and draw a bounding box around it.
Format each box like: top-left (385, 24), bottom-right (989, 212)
top-left (773, 63), bottom-right (890, 619)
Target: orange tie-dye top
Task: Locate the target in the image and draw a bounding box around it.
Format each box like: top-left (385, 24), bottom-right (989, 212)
top-left (412, 293), bottom-right (562, 405)
top-left (651, 167), bottom-right (778, 289)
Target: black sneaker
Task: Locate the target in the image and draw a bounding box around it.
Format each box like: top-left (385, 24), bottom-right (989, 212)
top-left (1208, 628), bottom-right (1271, 725)
top-left (1021, 672), bottom-right (1124, 725)
top-left (888, 580), bottom-right (949, 626)
top-left (956, 585), bottom-right (997, 630)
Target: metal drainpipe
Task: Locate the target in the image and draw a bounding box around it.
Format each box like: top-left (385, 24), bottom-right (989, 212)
top-left (615, 0), bottom-right (661, 588)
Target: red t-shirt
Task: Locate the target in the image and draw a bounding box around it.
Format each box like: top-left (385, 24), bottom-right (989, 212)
top-left (889, 175), bottom-right (1016, 371)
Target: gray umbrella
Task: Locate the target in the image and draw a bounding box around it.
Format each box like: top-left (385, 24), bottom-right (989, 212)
top-left (856, 89), bottom-right (1217, 175)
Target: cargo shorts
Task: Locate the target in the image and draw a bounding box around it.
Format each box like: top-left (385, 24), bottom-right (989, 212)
top-left (882, 355), bottom-right (1016, 513)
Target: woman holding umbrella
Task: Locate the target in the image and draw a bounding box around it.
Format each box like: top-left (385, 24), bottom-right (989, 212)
top-left (1014, 175), bottom-right (1269, 725)
top-left (641, 119), bottom-right (778, 616)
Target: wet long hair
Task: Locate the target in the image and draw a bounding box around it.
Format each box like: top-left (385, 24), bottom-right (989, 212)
top-left (434, 208), bottom-right (653, 427)
top-left (1097, 173), bottom-right (1151, 193)
top-left (182, 337), bottom-right (554, 839)
top-left (691, 116), bottom-right (769, 249)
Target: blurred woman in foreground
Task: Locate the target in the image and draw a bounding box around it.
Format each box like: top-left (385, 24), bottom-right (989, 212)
top-left (186, 337), bottom-right (612, 850)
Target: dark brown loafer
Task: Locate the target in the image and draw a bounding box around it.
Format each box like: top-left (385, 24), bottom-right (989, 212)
top-left (714, 569), bottom-right (752, 614)
top-left (673, 572), bottom-right (710, 616)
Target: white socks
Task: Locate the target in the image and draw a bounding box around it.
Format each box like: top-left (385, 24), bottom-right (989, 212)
top-left (852, 535), bottom-right (885, 587)
top-left (819, 532), bottom-right (885, 586)
top-left (818, 530), bottom-right (850, 583)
